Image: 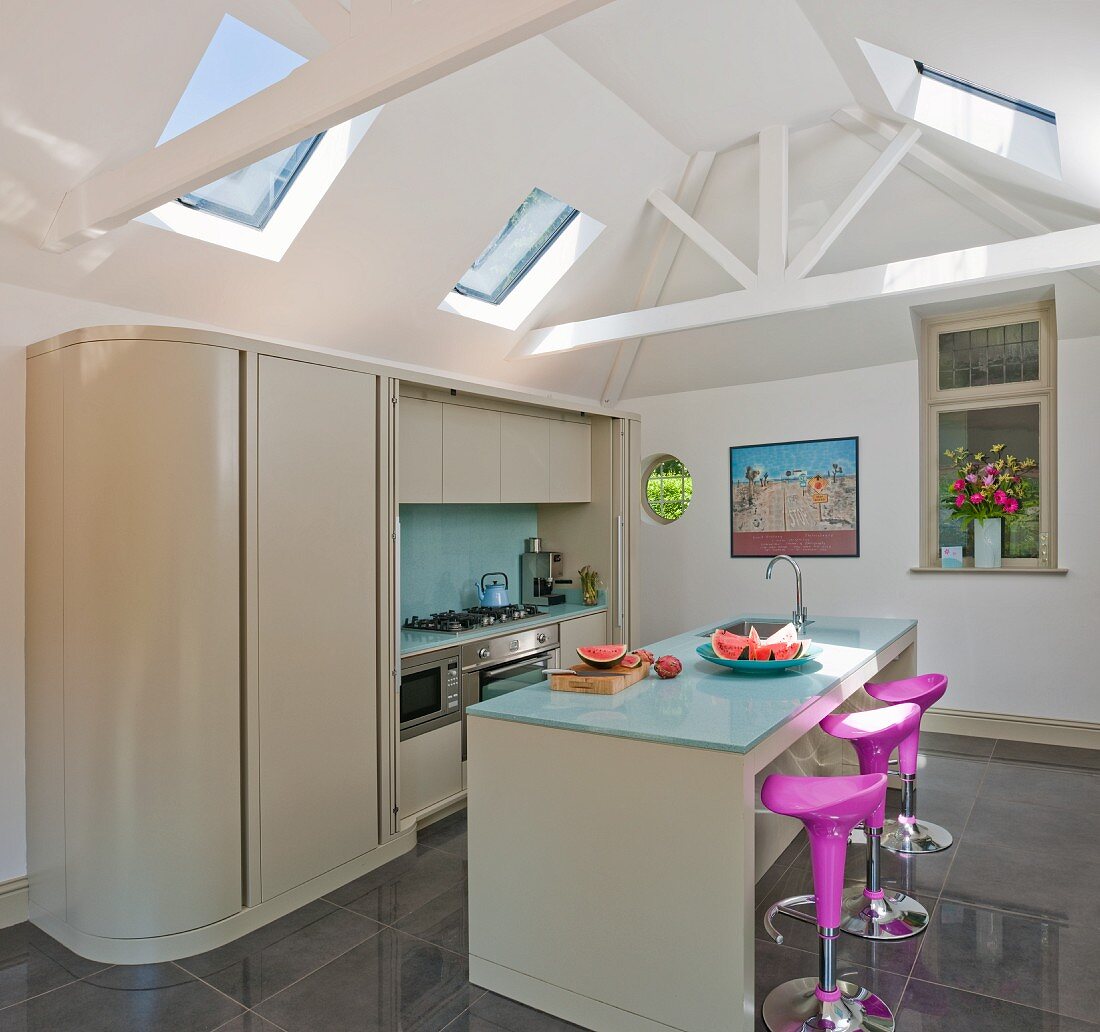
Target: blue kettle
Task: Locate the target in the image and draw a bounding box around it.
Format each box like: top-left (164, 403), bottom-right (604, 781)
top-left (475, 572), bottom-right (510, 608)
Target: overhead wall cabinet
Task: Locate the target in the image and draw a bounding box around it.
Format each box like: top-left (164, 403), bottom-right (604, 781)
top-left (399, 393), bottom-right (592, 505)
top-left (24, 329), bottom-right (403, 964)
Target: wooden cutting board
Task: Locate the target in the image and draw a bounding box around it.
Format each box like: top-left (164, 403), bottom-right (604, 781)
top-left (550, 662), bottom-right (650, 695)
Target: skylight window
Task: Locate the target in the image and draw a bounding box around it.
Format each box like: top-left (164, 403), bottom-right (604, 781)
top-left (858, 39), bottom-right (1061, 179)
top-left (439, 189), bottom-right (603, 330)
top-left (914, 62), bottom-right (1056, 126)
top-left (455, 189), bottom-right (579, 304)
top-left (138, 14), bottom-right (379, 259)
top-left (178, 134), bottom-right (324, 229)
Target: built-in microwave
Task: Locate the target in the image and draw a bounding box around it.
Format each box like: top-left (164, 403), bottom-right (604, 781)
top-left (400, 650), bottom-right (461, 740)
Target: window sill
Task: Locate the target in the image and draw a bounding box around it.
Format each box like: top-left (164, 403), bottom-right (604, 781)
top-left (909, 566), bottom-right (1068, 575)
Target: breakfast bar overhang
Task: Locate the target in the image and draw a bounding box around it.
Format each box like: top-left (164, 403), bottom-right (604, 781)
top-left (466, 615), bottom-right (917, 1032)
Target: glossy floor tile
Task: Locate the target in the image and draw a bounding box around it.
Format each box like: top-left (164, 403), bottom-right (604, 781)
top-left (178, 899), bottom-right (382, 1006)
top-left (254, 927), bottom-right (478, 1032)
top-left (1, 734), bottom-right (1094, 1030)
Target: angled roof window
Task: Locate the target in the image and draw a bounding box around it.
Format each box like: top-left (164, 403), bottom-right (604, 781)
top-left (914, 62), bottom-right (1056, 126)
top-left (159, 14), bottom-right (322, 229)
top-left (858, 39), bottom-right (1061, 179)
top-left (140, 13), bottom-right (379, 260)
top-left (454, 188), bottom-right (579, 304)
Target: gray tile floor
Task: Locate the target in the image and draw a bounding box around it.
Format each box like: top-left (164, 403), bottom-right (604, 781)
top-left (1, 734), bottom-right (1097, 1030)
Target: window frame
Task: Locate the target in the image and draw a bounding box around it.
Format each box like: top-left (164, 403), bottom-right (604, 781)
top-left (643, 454), bottom-right (693, 525)
top-left (919, 301), bottom-right (1058, 569)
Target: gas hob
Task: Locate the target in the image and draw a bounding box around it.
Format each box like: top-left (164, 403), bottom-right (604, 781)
top-left (403, 604), bottom-right (542, 634)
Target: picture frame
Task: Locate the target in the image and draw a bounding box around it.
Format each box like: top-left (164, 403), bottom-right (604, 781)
top-left (729, 436), bottom-right (860, 558)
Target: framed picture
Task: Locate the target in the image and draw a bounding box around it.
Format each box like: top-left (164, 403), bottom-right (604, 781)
top-left (729, 437), bottom-right (860, 558)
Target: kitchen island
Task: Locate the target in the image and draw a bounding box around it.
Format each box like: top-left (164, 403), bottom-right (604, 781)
top-left (465, 614), bottom-right (916, 1032)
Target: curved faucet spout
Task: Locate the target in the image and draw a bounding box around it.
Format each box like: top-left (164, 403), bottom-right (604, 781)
top-left (765, 554), bottom-right (809, 632)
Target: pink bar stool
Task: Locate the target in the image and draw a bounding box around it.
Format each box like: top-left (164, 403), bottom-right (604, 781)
top-left (864, 673), bottom-right (952, 854)
top-left (819, 704), bottom-right (929, 940)
top-left (760, 772), bottom-right (895, 1032)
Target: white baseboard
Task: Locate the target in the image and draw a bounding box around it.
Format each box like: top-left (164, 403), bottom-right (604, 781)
top-left (923, 708), bottom-right (1100, 751)
top-left (0, 877), bottom-right (29, 929)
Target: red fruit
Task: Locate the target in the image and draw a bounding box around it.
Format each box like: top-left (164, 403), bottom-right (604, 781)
top-left (632, 648), bottom-right (655, 665)
top-left (619, 653), bottom-right (643, 669)
top-left (577, 644), bottom-right (629, 669)
top-left (654, 654), bottom-right (683, 679)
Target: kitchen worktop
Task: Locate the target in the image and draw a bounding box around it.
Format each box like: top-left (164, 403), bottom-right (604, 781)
top-left (400, 603), bottom-right (607, 658)
top-left (465, 614), bottom-right (916, 753)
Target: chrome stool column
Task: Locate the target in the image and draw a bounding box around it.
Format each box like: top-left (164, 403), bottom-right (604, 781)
top-left (760, 772), bottom-right (895, 1032)
top-left (820, 704), bottom-right (929, 941)
top-left (865, 674), bottom-right (953, 854)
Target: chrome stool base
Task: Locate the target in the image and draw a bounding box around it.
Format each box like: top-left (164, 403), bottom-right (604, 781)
top-left (880, 817), bottom-right (952, 854)
top-left (839, 886), bottom-right (928, 940)
top-left (762, 976), bottom-right (895, 1032)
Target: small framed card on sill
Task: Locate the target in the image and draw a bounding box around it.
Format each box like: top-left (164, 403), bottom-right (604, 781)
top-left (940, 546), bottom-right (963, 569)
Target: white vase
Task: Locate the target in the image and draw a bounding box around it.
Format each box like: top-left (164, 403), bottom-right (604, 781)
top-left (974, 518), bottom-right (1002, 569)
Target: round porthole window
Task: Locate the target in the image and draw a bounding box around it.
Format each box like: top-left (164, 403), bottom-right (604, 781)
top-left (644, 455), bottom-right (693, 523)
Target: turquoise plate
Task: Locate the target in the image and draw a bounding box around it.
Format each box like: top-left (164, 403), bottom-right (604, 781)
top-left (695, 642), bottom-right (821, 673)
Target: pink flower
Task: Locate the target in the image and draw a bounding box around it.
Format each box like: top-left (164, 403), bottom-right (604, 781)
top-left (982, 474), bottom-right (995, 486)
top-left (1013, 476), bottom-right (1021, 483)
top-left (1004, 498), bottom-right (1020, 514)
top-left (954, 494), bottom-right (967, 508)
top-left (970, 493), bottom-right (984, 504)
top-left (985, 465), bottom-right (998, 476)
top-left (952, 479), bottom-right (966, 491)
top-left (993, 490), bottom-right (1009, 506)
top-left (965, 473), bottom-right (978, 483)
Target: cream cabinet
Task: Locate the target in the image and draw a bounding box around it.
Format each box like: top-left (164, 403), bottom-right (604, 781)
top-left (558, 611), bottom-right (610, 662)
top-left (27, 339), bottom-right (243, 941)
top-left (444, 404), bottom-right (501, 502)
top-left (399, 398), bottom-right (443, 503)
top-left (549, 420), bottom-right (592, 503)
top-left (500, 412), bottom-right (550, 502)
top-left (256, 356), bottom-right (380, 900)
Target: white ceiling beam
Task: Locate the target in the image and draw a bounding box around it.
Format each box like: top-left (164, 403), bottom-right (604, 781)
top-left (832, 106), bottom-right (1100, 295)
top-left (41, 0), bottom-right (614, 251)
top-left (287, 0), bottom-right (351, 43)
top-left (647, 188), bottom-right (756, 289)
top-left (787, 123), bottom-right (921, 280)
top-left (601, 151), bottom-right (716, 406)
top-left (511, 219), bottom-right (1100, 358)
top-left (757, 125), bottom-right (789, 286)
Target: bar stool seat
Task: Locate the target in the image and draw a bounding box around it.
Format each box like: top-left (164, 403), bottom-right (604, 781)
top-left (864, 674), bottom-right (952, 854)
top-left (820, 704), bottom-right (929, 940)
top-left (760, 772), bottom-right (895, 1032)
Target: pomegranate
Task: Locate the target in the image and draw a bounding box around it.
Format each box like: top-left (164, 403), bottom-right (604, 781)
top-left (654, 654), bottom-right (683, 679)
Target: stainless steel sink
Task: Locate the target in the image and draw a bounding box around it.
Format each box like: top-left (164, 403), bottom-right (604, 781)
top-left (700, 619), bottom-right (792, 639)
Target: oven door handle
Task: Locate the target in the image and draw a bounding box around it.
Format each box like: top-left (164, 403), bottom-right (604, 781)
top-left (480, 653), bottom-right (556, 679)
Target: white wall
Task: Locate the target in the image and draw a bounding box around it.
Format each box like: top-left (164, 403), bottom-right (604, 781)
top-left (633, 339), bottom-right (1100, 724)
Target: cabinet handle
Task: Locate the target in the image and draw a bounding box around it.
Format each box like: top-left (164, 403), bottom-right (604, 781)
top-left (616, 515), bottom-right (625, 630)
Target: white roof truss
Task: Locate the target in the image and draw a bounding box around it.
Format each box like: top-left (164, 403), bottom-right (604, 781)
top-left (511, 131), bottom-right (1100, 359)
top-left (41, 0), bottom-right (614, 252)
top-left (833, 106), bottom-right (1100, 296)
top-left (601, 150), bottom-right (716, 405)
top-left (286, 0), bottom-right (351, 44)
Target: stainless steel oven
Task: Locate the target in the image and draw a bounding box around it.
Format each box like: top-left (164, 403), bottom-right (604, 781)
top-left (460, 624), bottom-right (560, 759)
top-left (400, 650), bottom-right (461, 741)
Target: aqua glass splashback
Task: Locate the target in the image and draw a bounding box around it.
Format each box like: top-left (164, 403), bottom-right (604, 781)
top-left (399, 504), bottom-right (539, 619)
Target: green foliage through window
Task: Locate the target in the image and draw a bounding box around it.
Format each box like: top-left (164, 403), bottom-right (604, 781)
top-left (646, 458), bottom-right (693, 522)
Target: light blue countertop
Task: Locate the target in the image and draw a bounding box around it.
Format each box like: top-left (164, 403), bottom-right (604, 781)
top-left (466, 614), bottom-right (916, 754)
top-left (400, 604), bottom-right (608, 659)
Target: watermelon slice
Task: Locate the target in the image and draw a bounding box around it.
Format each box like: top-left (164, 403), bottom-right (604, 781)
top-left (577, 644), bottom-right (629, 669)
top-left (619, 653), bottom-right (643, 670)
top-left (712, 624), bottom-right (809, 662)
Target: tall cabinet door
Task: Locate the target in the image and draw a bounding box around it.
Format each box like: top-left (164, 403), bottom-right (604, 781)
top-left (257, 356), bottom-right (379, 900)
top-left (62, 340), bottom-right (241, 938)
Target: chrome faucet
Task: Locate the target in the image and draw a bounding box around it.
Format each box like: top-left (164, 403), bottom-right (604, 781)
top-left (766, 554), bottom-right (810, 632)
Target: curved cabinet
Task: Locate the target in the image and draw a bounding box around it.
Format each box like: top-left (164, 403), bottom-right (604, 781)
top-left (27, 339), bottom-right (242, 939)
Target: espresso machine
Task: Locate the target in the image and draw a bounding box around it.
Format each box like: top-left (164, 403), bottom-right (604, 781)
top-left (521, 538), bottom-right (568, 606)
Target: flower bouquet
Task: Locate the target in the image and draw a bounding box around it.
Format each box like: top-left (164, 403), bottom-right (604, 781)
top-left (941, 443), bottom-right (1037, 567)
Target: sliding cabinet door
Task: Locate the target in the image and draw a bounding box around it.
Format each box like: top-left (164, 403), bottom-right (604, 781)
top-left (257, 356), bottom-right (379, 900)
